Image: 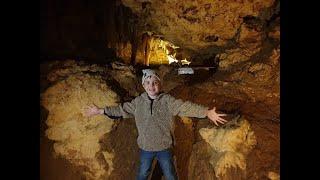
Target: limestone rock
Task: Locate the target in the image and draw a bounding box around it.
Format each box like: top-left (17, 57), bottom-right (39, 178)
top-left (121, 0), bottom-right (275, 58)
top-left (46, 59), bottom-right (104, 82)
top-left (217, 23), bottom-right (264, 70)
top-left (238, 24), bottom-right (264, 49)
top-left (217, 47), bottom-right (260, 69)
top-left (102, 151), bottom-right (115, 177)
top-left (109, 61), bottom-right (140, 96)
top-left (198, 40), bottom-right (280, 120)
top-left (199, 118), bottom-right (257, 178)
top-left (267, 171), bottom-right (280, 180)
top-left (270, 46), bottom-right (280, 66)
top-left (268, 17), bottom-right (280, 40)
top-left (268, 26), bottom-right (280, 40)
top-left (157, 65), bottom-right (185, 93)
top-left (109, 42), bottom-right (133, 64)
top-left (41, 72), bottom-right (120, 180)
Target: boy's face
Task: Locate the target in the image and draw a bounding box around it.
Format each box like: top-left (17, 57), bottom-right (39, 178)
top-left (143, 76), bottom-right (161, 97)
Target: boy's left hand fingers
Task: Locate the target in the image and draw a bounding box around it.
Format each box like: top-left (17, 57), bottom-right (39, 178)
top-left (218, 118), bottom-right (228, 122)
top-left (216, 119), bottom-right (226, 124)
top-left (212, 119), bottom-right (219, 126)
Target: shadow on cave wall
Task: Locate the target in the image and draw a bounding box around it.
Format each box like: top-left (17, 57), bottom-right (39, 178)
top-left (40, 0), bottom-right (138, 64)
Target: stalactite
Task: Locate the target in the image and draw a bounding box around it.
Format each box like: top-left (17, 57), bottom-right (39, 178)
top-left (141, 33), bottom-right (153, 66)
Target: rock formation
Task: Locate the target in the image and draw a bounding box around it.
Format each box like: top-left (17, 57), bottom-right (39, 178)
top-left (121, 0), bottom-right (278, 60)
top-left (41, 62), bottom-right (120, 179)
top-left (198, 117), bottom-right (256, 178)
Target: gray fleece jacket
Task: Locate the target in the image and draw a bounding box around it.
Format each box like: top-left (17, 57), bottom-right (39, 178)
top-left (104, 92), bottom-right (208, 151)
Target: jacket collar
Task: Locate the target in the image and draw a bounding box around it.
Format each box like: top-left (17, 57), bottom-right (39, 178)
top-left (141, 92), bottom-right (165, 101)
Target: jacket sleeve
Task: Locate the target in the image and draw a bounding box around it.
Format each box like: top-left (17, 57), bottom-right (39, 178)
top-left (167, 95), bottom-right (208, 118)
top-left (104, 98), bottom-right (136, 119)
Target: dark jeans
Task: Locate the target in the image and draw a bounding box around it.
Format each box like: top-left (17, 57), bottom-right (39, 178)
top-left (137, 149), bottom-right (177, 180)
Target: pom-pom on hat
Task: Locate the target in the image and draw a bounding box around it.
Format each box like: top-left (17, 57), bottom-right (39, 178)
top-left (142, 69), bottom-right (160, 84)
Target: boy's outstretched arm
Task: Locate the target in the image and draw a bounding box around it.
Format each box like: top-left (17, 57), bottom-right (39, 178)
top-left (206, 107), bottom-right (228, 126)
top-left (167, 95), bottom-right (228, 126)
top-left (84, 99), bottom-right (136, 118)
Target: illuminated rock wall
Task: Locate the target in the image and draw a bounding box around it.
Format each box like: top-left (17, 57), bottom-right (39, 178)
top-left (199, 118), bottom-right (256, 177)
top-left (113, 35), bottom-right (177, 65)
top-left (41, 62), bottom-right (120, 179)
top-left (188, 117), bottom-right (256, 179)
top-left (121, 0), bottom-right (278, 60)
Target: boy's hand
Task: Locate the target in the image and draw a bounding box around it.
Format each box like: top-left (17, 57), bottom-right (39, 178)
top-left (207, 107), bottom-right (228, 126)
top-left (84, 105), bottom-right (104, 117)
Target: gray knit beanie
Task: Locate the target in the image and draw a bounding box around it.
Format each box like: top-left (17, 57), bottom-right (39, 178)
top-left (142, 69), bottom-right (160, 84)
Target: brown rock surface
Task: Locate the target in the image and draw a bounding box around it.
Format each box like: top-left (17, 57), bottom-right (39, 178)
top-left (109, 61), bottom-right (140, 96)
top-left (41, 65), bottom-right (120, 179)
top-left (169, 74), bottom-right (279, 179)
top-left (198, 118), bottom-right (256, 178)
top-left (121, 0), bottom-right (276, 59)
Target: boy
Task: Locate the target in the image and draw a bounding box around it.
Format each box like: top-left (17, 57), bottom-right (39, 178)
top-left (85, 69), bottom-right (227, 180)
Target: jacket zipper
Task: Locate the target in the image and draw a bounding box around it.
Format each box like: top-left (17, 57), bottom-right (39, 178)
top-left (150, 99), bottom-right (154, 115)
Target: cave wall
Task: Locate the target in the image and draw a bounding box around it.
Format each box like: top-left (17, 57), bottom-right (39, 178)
top-left (169, 80), bottom-right (279, 179)
top-left (40, 60), bottom-right (143, 180)
top-left (121, 0), bottom-right (279, 61)
top-left (40, 0), bottom-right (140, 63)
top-left (40, 0), bottom-right (279, 66)
top-left (40, 0), bottom-right (280, 179)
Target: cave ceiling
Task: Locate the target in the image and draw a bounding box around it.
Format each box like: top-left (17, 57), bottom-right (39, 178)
top-left (120, 0), bottom-right (278, 59)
